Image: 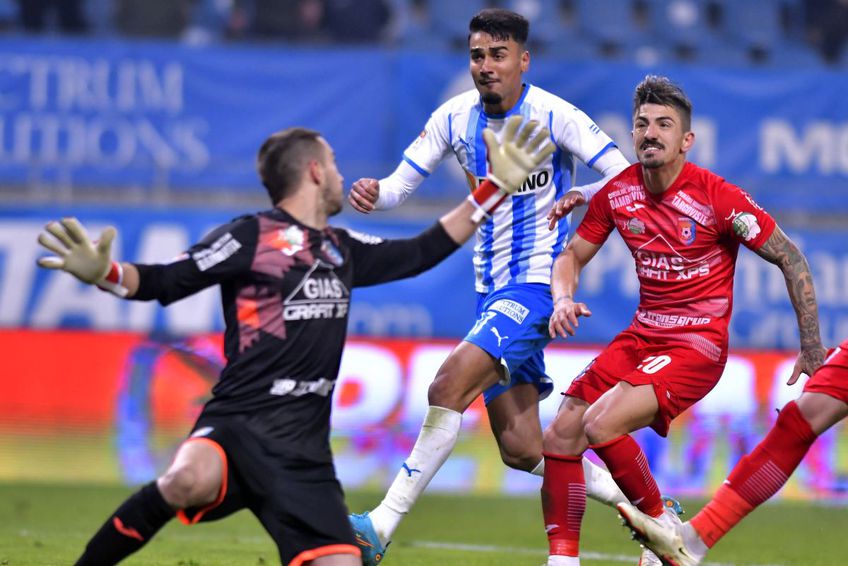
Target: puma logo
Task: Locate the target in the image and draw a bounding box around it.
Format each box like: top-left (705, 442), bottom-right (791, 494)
top-left (402, 462), bottom-right (421, 477)
top-left (355, 534), bottom-right (375, 549)
top-left (490, 327), bottom-right (508, 347)
top-left (113, 517), bottom-right (144, 541)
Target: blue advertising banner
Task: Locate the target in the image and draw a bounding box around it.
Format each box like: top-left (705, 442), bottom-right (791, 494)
top-left (0, 39), bottom-right (395, 191)
top-left (3, 205), bottom-right (848, 349)
top-left (1, 39), bottom-right (847, 212)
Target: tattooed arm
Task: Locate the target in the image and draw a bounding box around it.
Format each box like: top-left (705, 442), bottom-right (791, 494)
top-left (754, 226), bottom-right (826, 384)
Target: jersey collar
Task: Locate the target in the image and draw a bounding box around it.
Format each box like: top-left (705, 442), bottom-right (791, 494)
top-left (639, 161), bottom-right (694, 202)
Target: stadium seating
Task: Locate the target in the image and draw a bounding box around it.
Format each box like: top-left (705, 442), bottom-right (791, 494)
top-left (0, 0), bottom-right (14, 29)
top-left (575, 0), bottom-right (646, 49)
top-left (718, 0), bottom-right (785, 51)
top-left (689, 39), bottom-right (753, 67)
top-left (0, 0), bottom-right (837, 67)
top-left (81, 0), bottom-right (112, 34)
top-left (501, 0), bottom-right (568, 47)
top-left (765, 41), bottom-right (826, 67)
top-left (712, 0), bottom-right (826, 66)
top-left (643, 0), bottom-right (723, 55)
top-left (183, 0), bottom-right (232, 44)
top-left (429, 0), bottom-right (488, 48)
top-left (546, 32), bottom-right (602, 60)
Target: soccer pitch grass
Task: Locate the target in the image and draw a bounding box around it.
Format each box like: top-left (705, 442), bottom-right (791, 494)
top-left (1, 483), bottom-right (846, 565)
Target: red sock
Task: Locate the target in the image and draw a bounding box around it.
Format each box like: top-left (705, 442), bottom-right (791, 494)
top-left (691, 401), bottom-right (818, 547)
top-left (690, 484), bottom-right (753, 548)
top-left (542, 453), bottom-right (585, 556)
top-left (591, 435), bottom-right (663, 518)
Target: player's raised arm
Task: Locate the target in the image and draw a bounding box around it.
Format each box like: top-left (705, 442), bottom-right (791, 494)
top-left (573, 148), bottom-right (631, 202)
top-left (36, 217), bottom-right (140, 298)
top-left (37, 215), bottom-right (255, 305)
top-left (548, 234), bottom-right (599, 338)
top-left (753, 225), bottom-right (827, 383)
top-left (347, 160), bottom-right (429, 213)
top-left (545, 102), bottom-right (631, 231)
top-left (547, 149), bottom-right (630, 231)
top-left (349, 100), bottom-right (455, 215)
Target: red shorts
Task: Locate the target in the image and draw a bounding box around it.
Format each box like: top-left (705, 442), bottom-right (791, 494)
top-left (565, 327), bottom-right (726, 436)
top-left (803, 344), bottom-right (848, 404)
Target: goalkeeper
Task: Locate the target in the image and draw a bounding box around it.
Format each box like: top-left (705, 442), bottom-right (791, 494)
top-left (37, 117), bottom-right (553, 566)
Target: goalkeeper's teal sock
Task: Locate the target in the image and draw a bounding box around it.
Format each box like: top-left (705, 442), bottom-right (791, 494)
top-left (75, 482), bottom-right (175, 565)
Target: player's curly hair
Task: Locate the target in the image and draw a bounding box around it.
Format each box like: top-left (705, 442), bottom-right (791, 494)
top-left (633, 75), bottom-right (693, 132)
top-left (469, 8), bottom-right (529, 45)
top-left (257, 127), bottom-right (324, 204)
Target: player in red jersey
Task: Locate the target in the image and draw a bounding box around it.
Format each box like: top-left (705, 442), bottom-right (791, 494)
top-left (618, 341), bottom-right (848, 565)
top-left (539, 75), bottom-right (827, 566)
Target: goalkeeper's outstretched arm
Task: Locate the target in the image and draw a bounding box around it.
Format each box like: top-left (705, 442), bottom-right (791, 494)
top-left (36, 217), bottom-right (139, 298)
top-left (38, 115), bottom-right (555, 298)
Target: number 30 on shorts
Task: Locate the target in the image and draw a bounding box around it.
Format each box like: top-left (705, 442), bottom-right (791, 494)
top-left (637, 355), bottom-right (672, 374)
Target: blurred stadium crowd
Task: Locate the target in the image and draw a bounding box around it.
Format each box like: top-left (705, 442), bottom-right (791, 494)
top-left (9, 0), bottom-right (848, 66)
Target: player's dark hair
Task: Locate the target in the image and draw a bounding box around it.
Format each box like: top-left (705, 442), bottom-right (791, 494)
top-left (257, 127), bottom-right (324, 204)
top-left (633, 75), bottom-right (692, 132)
top-left (468, 8), bottom-right (529, 45)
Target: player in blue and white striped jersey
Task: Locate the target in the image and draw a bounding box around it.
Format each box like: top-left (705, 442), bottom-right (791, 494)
top-left (357, 74), bottom-right (623, 296)
top-left (348, 9), bottom-right (641, 565)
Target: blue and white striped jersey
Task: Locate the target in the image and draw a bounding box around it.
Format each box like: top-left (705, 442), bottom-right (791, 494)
top-left (395, 84), bottom-right (619, 293)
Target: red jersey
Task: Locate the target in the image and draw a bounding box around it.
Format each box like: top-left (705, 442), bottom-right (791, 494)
top-left (577, 162), bottom-right (776, 355)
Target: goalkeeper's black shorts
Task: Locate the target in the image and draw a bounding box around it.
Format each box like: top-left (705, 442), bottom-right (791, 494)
top-left (177, 413), bottom-right (359, 565)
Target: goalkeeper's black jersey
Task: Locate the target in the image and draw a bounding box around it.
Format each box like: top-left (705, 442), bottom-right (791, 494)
top-left (131, 206), bottom-right (457, 463)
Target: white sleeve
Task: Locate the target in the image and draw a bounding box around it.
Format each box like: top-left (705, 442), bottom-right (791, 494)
top-left (374, 160), bottom-right (427, 210)
top-left (374, 104), bottom-right (453, 210)
top-left (571, 148), bottom-right (630, 202)
top-left (402, 104), bottom-right (453, 175)
top-left (552, 105), bottom-right (618, 168)
top-left (551, 102), bottom-right (630, 202)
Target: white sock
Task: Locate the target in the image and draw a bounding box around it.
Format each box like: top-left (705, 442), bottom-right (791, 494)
top-left (581, 458), bottom-right (628, 507)
top-left (529, 457), bottom-right (626, 507)
top-left (682, 522), bottom-right (709, 560)
top-left (546, 555), bottom-right (580, 565)
top-left (368, 406), bottom-right (461, 546)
